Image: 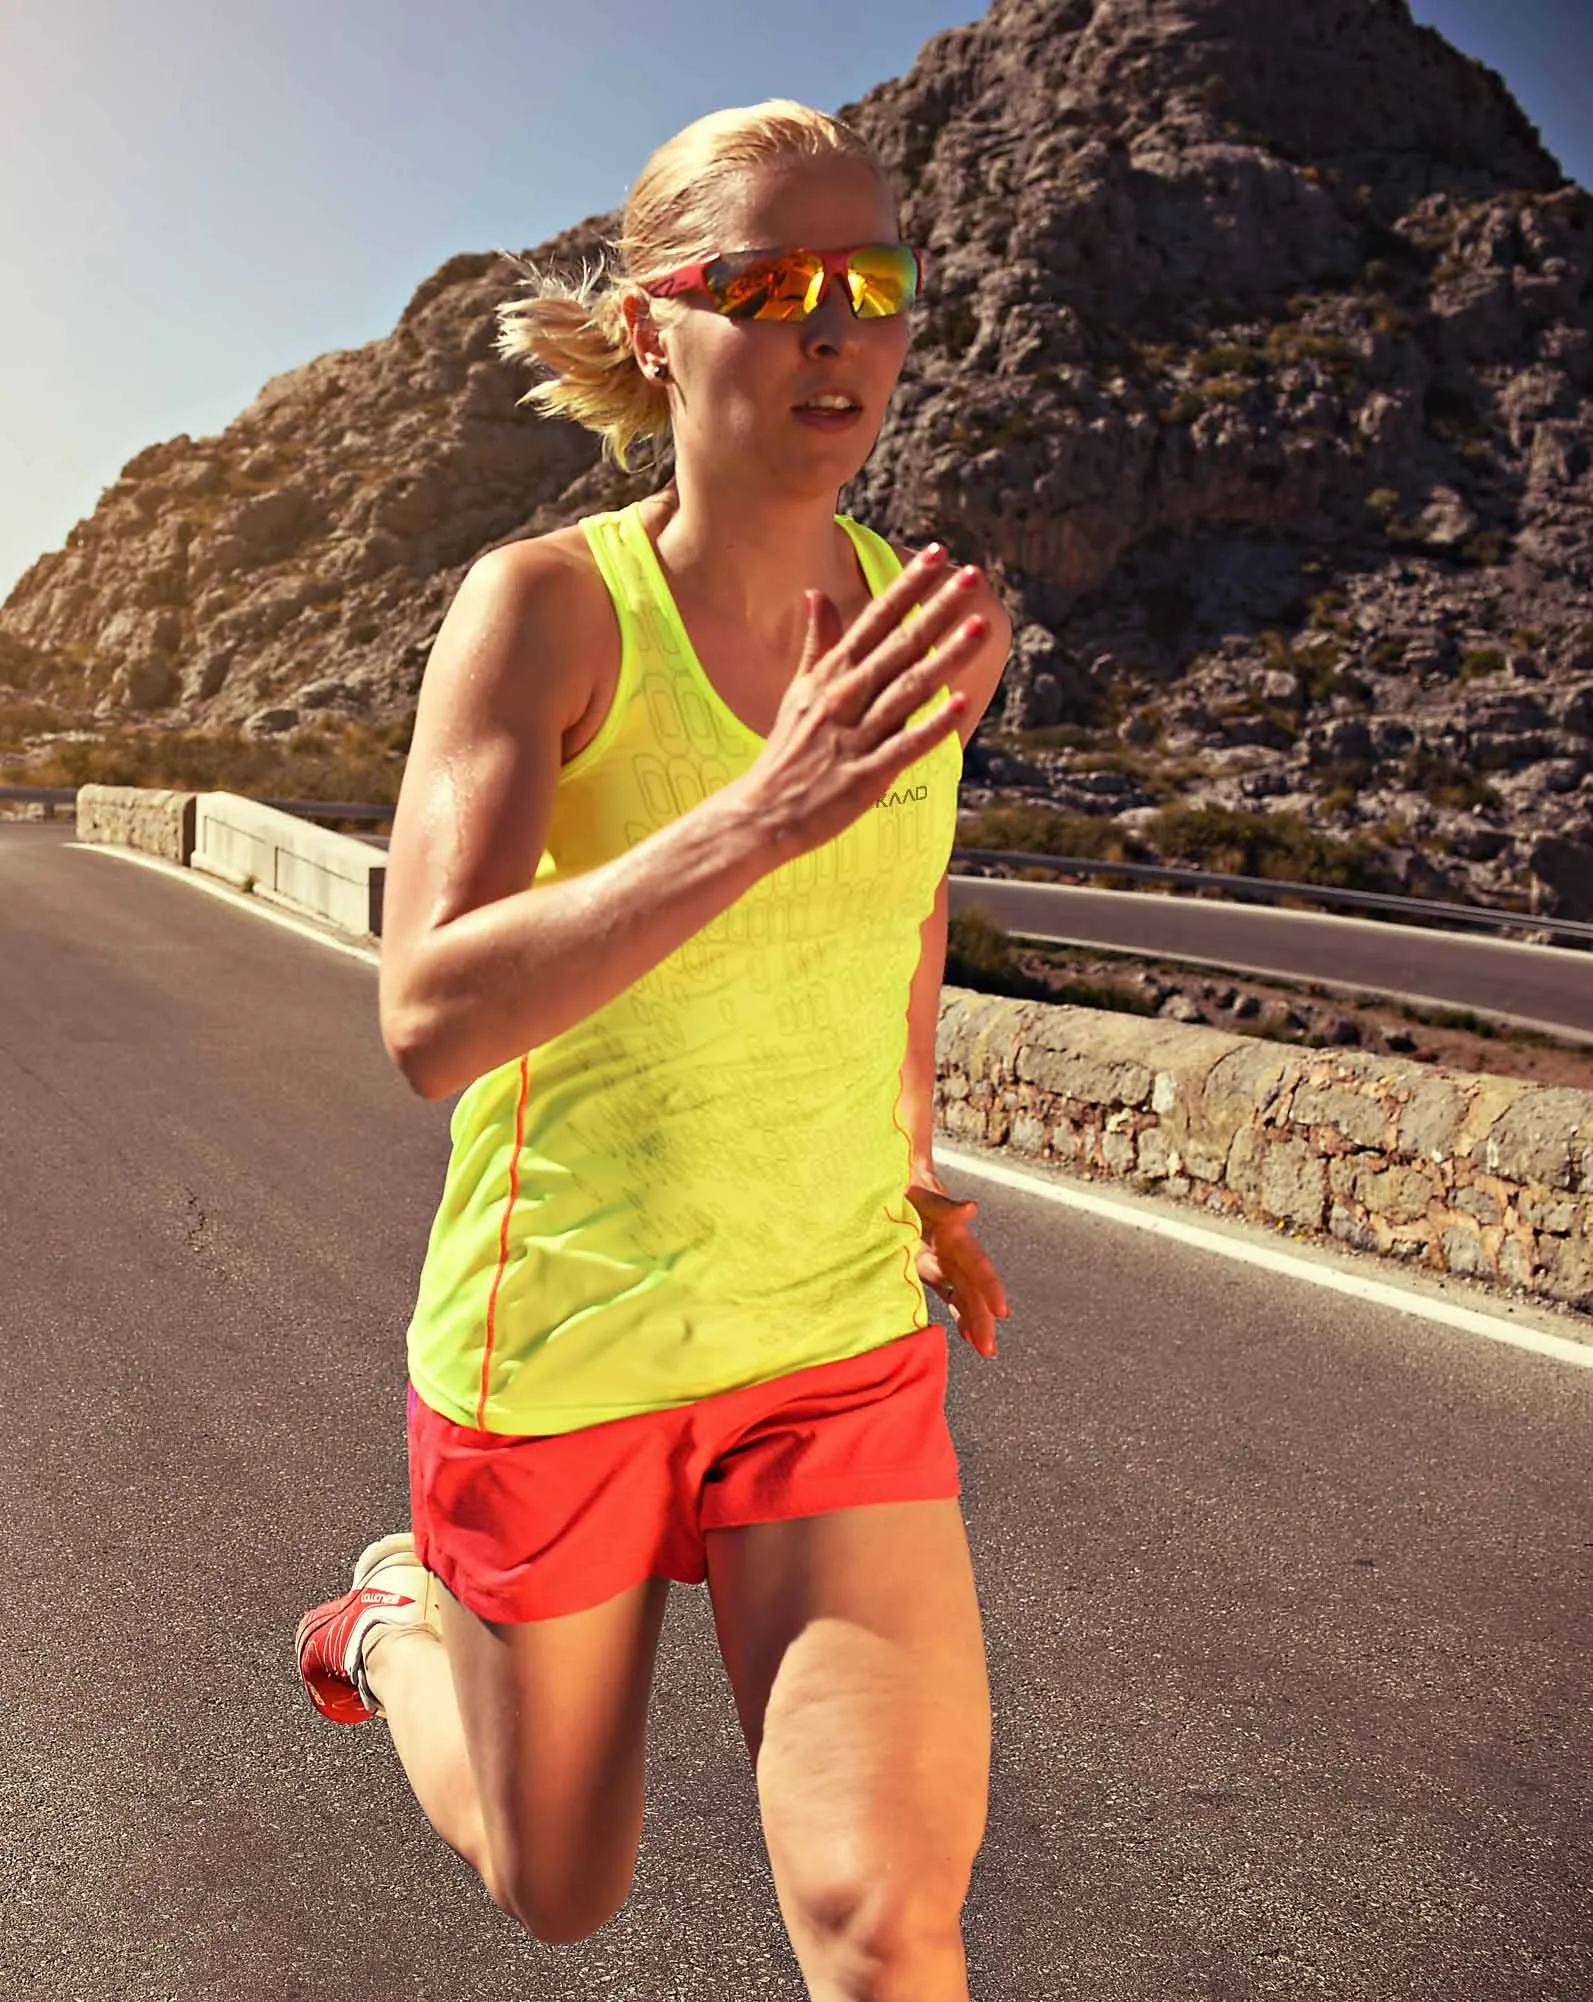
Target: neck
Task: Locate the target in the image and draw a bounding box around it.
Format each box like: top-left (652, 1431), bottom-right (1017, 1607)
top-left (649, 458), bottom-right (860, 630)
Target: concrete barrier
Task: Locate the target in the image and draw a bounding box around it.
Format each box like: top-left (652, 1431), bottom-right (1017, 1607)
top-left (76, 784), bottom-right (196, 864)
top-left (193, 793), bottom-right (385, 938)
top-left (936, 987), bottom-right (1593, 1315)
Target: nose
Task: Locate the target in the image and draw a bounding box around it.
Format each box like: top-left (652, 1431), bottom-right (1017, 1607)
top-left (799, 273), bottom-right (856, 354)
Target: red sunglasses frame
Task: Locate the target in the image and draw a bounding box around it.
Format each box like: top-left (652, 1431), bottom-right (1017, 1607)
top-left (640, 242), bottom-right (923, 318)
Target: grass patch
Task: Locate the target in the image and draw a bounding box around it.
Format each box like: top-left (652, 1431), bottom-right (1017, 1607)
top-left (946, 909), bottom-right (1159, 1015)
top-left (1401, 748), bottom-right (1502, 812)
top-left (958, 800), bottom-right (1395, 893)
top-left (0, 699), bottom-right (79, 753)
top-left (10, 717), bottom-right (409, 805)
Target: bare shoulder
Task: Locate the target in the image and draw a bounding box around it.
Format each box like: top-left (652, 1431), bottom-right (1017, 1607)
top-left (381, 524), bottom-right (617, 959)
top-left (888, 537), bottom-right (1012, 746)
top-left (443, 524), bottom-right (613, 732)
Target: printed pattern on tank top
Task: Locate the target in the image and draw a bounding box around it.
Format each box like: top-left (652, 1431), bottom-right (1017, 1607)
top-left (551, 511), bottom-right (954, 1303)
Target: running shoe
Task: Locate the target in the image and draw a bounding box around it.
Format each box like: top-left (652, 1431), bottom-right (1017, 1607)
top-left (295, 1531), bottom-right (441, 1724)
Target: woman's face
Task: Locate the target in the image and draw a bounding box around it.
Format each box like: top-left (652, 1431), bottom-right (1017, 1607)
top-left (650, 151), bottom-right (911, 499)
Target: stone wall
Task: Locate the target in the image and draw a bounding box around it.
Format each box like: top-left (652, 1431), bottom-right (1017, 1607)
top-left (76, 784), bottom-right (196, 865)
top-left (936, 988), bottom-right (1593, 1315)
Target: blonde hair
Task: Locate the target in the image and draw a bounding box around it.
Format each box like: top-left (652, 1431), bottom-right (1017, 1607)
top-left (493, 99), bottom-right (893, 471)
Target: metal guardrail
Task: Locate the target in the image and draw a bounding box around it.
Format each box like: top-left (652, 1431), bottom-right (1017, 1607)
top-left (0, 785), bottom-right (79, 806)
top-left (951, 847), bottom-right (1593, 947)
top-left (5, 785), bottom-right (1589, 948)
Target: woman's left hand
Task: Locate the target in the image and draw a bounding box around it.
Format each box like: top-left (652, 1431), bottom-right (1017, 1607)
top-left (905, 1182), bottom-right (1011, 1359)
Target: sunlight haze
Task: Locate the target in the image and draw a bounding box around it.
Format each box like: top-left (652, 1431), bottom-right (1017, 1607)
top-left (3, 0), bottom-right (1588, 602)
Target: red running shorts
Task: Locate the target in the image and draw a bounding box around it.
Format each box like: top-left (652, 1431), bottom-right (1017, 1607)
top-left (406, 1325), bottom-right (960, 1624)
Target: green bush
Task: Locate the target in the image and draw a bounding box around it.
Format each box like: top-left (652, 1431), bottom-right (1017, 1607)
top-left (957, 802), bottom-right (1150, 862)
top-left (1458, 530), bottom-right (1510, 568)
top-left (0, 699), bottom-right (77, 752)
top-left (944, 908), bottom-right (1049, 1001)
top-left (1264, 326), bottom-right (1359, 375)
top-left (1402, 748), bottom-right (1501, 811)
top-left (1191, 343), bottom-right (1266, 379)
top-left (1149, 804), bottom-right (1391, 888)
top-left (1458, 648), bottom-right (1506, 682)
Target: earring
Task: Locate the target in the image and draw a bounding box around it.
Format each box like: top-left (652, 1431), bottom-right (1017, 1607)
top-left (648, 358), bottom-right (670, 382)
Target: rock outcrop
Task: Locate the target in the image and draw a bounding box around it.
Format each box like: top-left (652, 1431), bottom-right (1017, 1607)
top-left (4, 0), bottom-right (1590, 913)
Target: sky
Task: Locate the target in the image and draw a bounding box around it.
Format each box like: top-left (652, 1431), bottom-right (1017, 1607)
top-left (3, 0), bottom-right (1589, 605)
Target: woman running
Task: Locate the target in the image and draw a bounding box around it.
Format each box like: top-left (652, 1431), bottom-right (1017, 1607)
top-left (295, 98), bottom-right (1013, 2001)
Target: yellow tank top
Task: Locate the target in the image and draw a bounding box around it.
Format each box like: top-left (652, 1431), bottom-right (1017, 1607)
top-left (405, 499), bottom-right (962, 1434)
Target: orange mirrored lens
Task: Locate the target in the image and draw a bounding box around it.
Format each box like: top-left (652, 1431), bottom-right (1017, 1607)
top-left (845, 245), bottom-right (919, 317)
top-left (710, 253), bottom-right (823, 320)
top-left (706, 247), bottom-right (918, 321)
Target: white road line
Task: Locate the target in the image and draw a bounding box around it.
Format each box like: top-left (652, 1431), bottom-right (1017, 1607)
top-left (938, 1142), bottom-right (1593, 1372)
top-left (68, 842), bottom-right (381, 968)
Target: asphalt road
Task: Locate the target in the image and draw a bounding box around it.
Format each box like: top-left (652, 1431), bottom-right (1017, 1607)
top-left (3, 822), bottom-right (1590, 2002)
top-left (949, 874), bottom-right (1593, 1041)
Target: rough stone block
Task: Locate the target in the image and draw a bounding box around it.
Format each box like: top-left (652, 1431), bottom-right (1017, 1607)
top-left (1453, 1185), bottom-right (1503, 1226)
top-left (1367, 1163), bottom-right (1438, 1225)
top-left (942, 1100), bottom-right (986, 1142)
top-left (1290, 1079), bottom-right (1392, 1150)
top-left (1329, 1202), bottom-right (1379, 1252)
top-left (1194, 1042), bottom-right (1295, 1182)
top-left (1442, 1225), bottom-right (1492, 1279)
top-left (1499, 1233), bottom-right (1533, 1287)
top-left (1010, 1112), bottom-right (1048, 1155)
top-left (1539, 1233), bottom-right (1593, 1312)
top-left (1519, 1188), bottom-right (1577, 1234)
top-left (1485, 1088), bottom-right (1593, 1190)
top-left (76, 783), bottom-right (197, 864)
top-left (1100, 1129), bottom-right (1137, 1174)
top-left (1230, 1128), bottom-right (1327, 1230)
top-left (1397, 1077), bottom-right (1470, 1162)
top-left (1137, 1127), bottom-right (1181, 1180)
top-left (1017, 1045), bottom-right (1153, 1107)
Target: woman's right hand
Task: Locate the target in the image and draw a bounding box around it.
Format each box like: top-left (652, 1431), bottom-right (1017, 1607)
top-left (741, 545), bottom-right (991, 861)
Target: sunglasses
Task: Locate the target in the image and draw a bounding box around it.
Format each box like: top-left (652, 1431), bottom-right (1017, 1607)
top-left (641, 242), bottom-right (922, 322)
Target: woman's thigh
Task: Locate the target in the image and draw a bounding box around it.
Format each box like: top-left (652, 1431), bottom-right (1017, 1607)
top-left (438, 1572), bottom-right (672, 1942)
top-left (705, 1501), bottom-right (991, 1985)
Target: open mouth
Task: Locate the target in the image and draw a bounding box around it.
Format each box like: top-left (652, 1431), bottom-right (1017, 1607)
top-left (793, 393), bottom-right (865, 426)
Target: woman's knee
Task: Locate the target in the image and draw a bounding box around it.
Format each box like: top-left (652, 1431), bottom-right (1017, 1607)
top-left (785, 1855), bottom-right (975, 1997)
top-left (481, 1846), bottom-right (636, 1945)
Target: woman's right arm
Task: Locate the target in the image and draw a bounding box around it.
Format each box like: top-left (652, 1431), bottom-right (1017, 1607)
top-left (378, 537), bottom-right (987, 1100)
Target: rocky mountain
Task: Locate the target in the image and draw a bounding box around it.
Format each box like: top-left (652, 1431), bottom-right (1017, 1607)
top-left (4, 0), bottom-right (1591, 913)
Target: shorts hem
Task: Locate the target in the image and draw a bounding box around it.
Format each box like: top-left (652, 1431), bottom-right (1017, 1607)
top-left (698, 1462), bottom-right (961, 1533)
top-left (413, 1528), bottom-right (704, 1626)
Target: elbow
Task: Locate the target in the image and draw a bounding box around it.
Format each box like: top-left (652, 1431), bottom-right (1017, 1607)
top-left (380, 998), bottom-right (455, 1101)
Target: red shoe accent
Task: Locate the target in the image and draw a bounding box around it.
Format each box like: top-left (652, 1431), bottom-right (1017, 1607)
top-left (295, 1584), bottom-right (416, 1724)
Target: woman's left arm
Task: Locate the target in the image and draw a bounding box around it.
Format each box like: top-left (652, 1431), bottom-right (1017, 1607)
top-left (894, 552), bottom-right (1012, 1189)
top-left (894, 554), bottom-right (1015, 1354)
